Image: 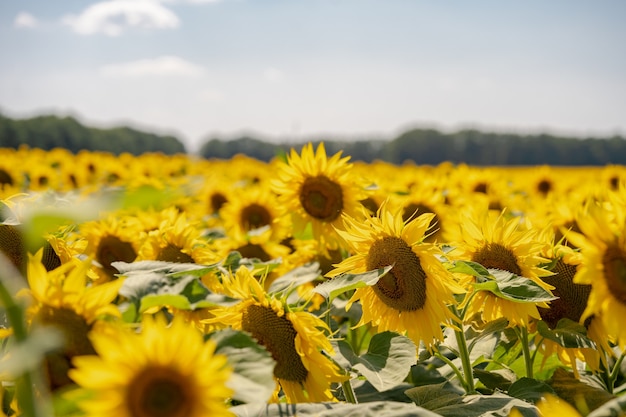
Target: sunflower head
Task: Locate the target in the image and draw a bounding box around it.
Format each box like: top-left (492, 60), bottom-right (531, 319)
top-left (206, 267), bottom-right (346, 403)
top-left (328, 199), bottom-right (464, 349)
top-left (271, 142), bottom-right (368, 252)
top-left (70, 315), bottom-right (234, 417)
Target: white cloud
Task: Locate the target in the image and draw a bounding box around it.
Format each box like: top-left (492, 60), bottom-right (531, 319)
top-left (62, 0), bottom-right (179, 36)
top-left (99, 56), bottom-right (205, 77)
top-left (14, 12), bottom-right (38, 29)
top-left (263, 67), bottom-right (284, 83)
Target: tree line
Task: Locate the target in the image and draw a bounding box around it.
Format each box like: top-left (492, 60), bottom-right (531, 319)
top-left (200, 129), bottom-right (626, 166)
top-left (1, 112), bottom-right (625, 165)
top-left (0, 113), bottom-right (186, 155)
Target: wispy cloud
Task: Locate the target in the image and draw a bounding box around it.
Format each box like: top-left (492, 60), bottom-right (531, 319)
top-left (99, 56), bottom-right (205, 78)
top-left (62, 0), bottom-right (179, 37)
top-left (14, 12), bottom-right (38, 29)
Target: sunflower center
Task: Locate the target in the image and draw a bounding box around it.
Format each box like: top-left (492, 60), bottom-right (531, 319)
top-left (236, 243), bottom-right (271, 261)
top-left (538, 259), bottom-right (591, 329)
top-left (242, 304), bottom-right (308, 383)
top-left (473, 182), bottom-right (488, 194)
top-left (0, 224), bottom-right (26, 272)
top-left (602, 245), bottom-right (626, 304)
top-left (241, 203), bottom-right (272, 230)
top-left (127, 366), bottom-right (194, 417)
top-left (359, 197), bottom-right (379, 215)
top-left (0, 168), bottom-right (13, 186)
top-left (472, 242), bottom-right (522, 276)
top-left (299, 175), bottom-right (344, 222)
top-left (34, 306), bottom-right (95, 390)
top-left (537, 179), bottom-right (552, 195)
top-left (97, 235), bottom-right (137, 276)
top-left (402, 203), bottom-right (439, 242)
top-left (42, 242), bottom-right (62, 271)
top-left (158, 244), bottom-right (195, 263)
top-left (210, 192), bottom-right (228, 214)
top-left (366, 236), bottom-right (428, 311)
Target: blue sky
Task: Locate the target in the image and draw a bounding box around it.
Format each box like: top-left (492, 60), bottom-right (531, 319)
top-left (1, 0), bottom-right (625, 151)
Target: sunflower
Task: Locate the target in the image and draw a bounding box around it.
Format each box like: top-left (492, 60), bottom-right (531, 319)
top-left (206, 267), bottom-right (347, 403)
top-left (136, 211), bottom-right (219, 265)
top-left (19, 249), bottom-right (123, 390)
top-left (327, 199), bottom-right (465, 350)
top-left (69, 315), bottom-right (233, 417)
top-left (219, 184), bottom-right (289, 241)
top-left (79, 214), bottom-right (144, 283)
top-left (566, 201), bottom-right (626, 349)
top-left (534, 242), bottom-right (604, 376)
top-left (271, 142), bottom-right (367, 253)
top-left (449, 209), bottom-right (554, 328)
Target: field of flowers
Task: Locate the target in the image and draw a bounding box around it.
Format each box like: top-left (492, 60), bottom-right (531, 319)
top-left (1, 144), bottom-right (626, 417)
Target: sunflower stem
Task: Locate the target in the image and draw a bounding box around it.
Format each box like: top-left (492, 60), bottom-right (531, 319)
top-left (516, 326), bottom-right (534, 379)
top-left (434, 350), bottom-right (469, 393)
top-left (453, 325), bottom-right (477, 394)
top-left (607, 350), bottom-right (626, 394)
top-left (341, 379), bottom-right (358, 404)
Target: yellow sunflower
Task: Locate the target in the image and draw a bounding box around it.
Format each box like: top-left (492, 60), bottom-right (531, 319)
top-left (271, 142), bottom-right (367, 254)
top-left (206, 267), bottom-right (347, 403)
top-left (566, 201), bottom-right (626, 349)
top-left (327, 199), bottom-right (465, 350)
top-left (69, 315), bottom-right (233, 417)
top-left (136, 210), bottom-right (219, 265)
top-left (449, 209), bottom-right (554, 327)
top-left (534, 242), bottom-right (603, 376)
top-left (19, 249), bottom-right (123, 390)
top-left (79, 214), bottom-right (144, 283)
top-left (219, 184), bottom-right (289, 241)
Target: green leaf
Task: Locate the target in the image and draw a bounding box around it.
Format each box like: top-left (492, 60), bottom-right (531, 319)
top-left (313, 265), bottom-right (393, 300)
top-left (119, 271), bottom-right (233, 314)
top-left (112, 260), bottom-right (219, 278)
top-left (473, 368), bottom-right (515, 392)
top-left (473, 269), bottom-right (557, 303)
top-left (508, 377), bottom-right (555, 403)
top-left (404, 382), bottom-right (464, 411)
top-left (230, 401), bottom-right (434, 417)
top-left (116, 185), bottom-right (179, 211)
top-left (267, 262), bottom-right (320, 294)
top-left (433, 393), bottom-right (540, 417)
top-left (588, 395), bottom-right (626, 417)
top-left (447, 260), bottom-right (491, 278)
top-left (209, 329), bottom-right (276, 404)
top-left (536, 319), bottom-right (596, 349)
top-left (549, 368), bottom-right (615, 414)
top-left (353, 331), bottom-right (417, 392)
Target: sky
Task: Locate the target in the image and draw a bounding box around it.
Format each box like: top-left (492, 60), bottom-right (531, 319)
top-left (1, 0), bottom-right (625, 152)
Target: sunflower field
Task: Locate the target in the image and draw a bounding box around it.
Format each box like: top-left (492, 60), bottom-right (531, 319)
top-left (1, 144), bottom-right (626, 417)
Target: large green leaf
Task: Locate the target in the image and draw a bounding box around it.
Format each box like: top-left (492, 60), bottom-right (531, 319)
top-left (434, 393), bottom-right (539, 417)
top-left (313, 266), bottom-right (393, 300)
top-left (112, 260), bottom-right (220, 278)
top-left (119, 270), bottom-right (233, 316)
top-left (267, 262), bottom-right (320, 294)
top-left (536, 319), bottom-right (596, 349)
top-left (230, 401), bottom-right (437, 417)
top-left (588, 395), bottom-right (626, 417)
top-left (334, 331), bottom-right (417, 392)
top-left (473, 269), bottom-right (557, 303)
top-left (209, 329), bottom-right (276, 404)
top-left (549, 368), bottom-right (616, 414)
top-left (404, 381), bottom-right (464, 410)
top-left (507, 377), bottom-right (555, 403)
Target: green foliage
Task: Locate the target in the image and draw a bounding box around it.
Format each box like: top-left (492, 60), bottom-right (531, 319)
top-left (0, 113), bottom-right (186, 155)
